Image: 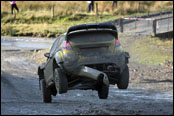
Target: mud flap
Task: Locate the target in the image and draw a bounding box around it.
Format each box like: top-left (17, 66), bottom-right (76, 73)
top-left (98, 84), bottom-right (109, 99)
top-left (40, 79), bottom-right (52, 103)
top-left (124, 52), bottom-right (130, 64)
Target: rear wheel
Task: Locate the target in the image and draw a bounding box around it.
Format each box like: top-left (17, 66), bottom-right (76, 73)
top-left (54, 68), bottom-right (68, 94)
top-left (117, 65), bottom-right (129, 89)
top-left (40, 79), bottom-right (52, 103)
top-left (98, 84), bottom-right (109, 99)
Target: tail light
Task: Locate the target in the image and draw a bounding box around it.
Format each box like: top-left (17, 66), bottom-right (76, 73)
top-left (115, 39), bottom-right (121, 47)
top-left (64, 41), bottom-right (72, 50)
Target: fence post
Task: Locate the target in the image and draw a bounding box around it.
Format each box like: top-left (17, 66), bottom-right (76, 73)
top-left (96, 3), bottom-right (98, 16)
top-left (135, 15), bottom-right (137, 29)
top-left (168, 14), bottom-right (169, 38)
top-left (148, 11), bottom-right (150, 25)
top-left (120, 18), bottom-right (124, 33)
top-left (160, 11), bottom-right (162, 19)
top-left (52, 5), bottom-right (54, 18)
top-left (153, 19), bottom-right (157, 36)
top-left (138, 2), bottom-right (140, 12)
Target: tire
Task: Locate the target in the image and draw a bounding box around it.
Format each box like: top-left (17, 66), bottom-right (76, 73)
top-left (54, 68), bottom-right (68, 94)
top-left (40, 79), bottom-right (52, 103)
top-left (98, 84), bottom-right (109, 99)
top-left (117, 65), bottom-right (129, 89)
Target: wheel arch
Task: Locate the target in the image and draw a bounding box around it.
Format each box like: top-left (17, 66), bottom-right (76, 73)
top-left (53, 58), bottom-right (59, 70)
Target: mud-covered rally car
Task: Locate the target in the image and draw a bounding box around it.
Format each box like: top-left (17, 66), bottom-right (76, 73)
top-left (38, 23), bottom-right (130, 103)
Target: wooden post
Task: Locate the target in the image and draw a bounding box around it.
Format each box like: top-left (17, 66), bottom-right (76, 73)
top-left (153, 19), bottom-right (157, 36)
top-left (52, 5), bottom-right (54, 18)
top-left (135, 15), bottom-right (137, 29)
top-left (96, 3), bottom-right (98, 16)
top-left (138, 2), bottom-right (140, 13)
top-left (120, 18), bottom-right (124, 33)
top-left (148, 11), bottom-right (150, 25)
top-left (167, 14), bottom-right (169, 39)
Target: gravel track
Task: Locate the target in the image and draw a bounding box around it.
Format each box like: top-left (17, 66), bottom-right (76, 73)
top-left (1, 35), bottom-right (173, 115)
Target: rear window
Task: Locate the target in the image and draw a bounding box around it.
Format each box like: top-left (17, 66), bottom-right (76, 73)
top-left (67, 30), bottom-right (118, 43)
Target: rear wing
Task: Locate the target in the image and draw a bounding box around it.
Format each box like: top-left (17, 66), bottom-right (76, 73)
top-left (67, 23), bottom-right (117, 34)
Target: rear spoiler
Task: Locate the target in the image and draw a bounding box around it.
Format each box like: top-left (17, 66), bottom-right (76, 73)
top-left (67, 23), bottom-right (117, 34)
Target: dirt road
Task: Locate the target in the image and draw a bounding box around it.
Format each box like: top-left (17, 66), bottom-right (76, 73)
top-left (1, 35), bottom-right (173, 115)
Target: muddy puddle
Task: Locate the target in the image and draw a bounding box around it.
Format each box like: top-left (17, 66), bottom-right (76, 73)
top-left (1, 36), bottom-right (54, 50)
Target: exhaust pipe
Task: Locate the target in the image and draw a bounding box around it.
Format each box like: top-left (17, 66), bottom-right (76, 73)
top-left (76, 66), bottom-right (109, 86)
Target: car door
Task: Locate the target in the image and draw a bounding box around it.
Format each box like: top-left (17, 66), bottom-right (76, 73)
top-left (44, 37), bottom-right (61, 85)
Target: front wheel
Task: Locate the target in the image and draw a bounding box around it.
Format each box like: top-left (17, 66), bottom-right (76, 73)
top-left (117, 65), bottom-right (129, 89)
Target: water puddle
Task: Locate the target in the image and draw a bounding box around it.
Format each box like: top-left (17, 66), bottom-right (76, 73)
top-left (109, 86), bottom-right (173, 102)
top-left (1, 36), bottom-right (55, 49)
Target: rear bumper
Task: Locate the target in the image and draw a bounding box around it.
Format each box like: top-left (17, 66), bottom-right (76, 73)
top-left (62, 50), bottom-right (130, 74)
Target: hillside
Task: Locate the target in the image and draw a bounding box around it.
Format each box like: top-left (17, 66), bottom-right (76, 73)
top-left (1, 1), bottom-right (173, 37)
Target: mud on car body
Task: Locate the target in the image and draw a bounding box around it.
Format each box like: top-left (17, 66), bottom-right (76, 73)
top-left (38, 23), bottom-right (130, 103)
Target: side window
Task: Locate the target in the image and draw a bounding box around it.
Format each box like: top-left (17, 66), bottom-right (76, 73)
top-left (49, 36), bottom-right (61, 57)
top-left (60, 40), bottom-right (66, 49)
top-left (57, 35), bottom-right (65, 50)
top-left (52, 35), bottom-right (66, 54)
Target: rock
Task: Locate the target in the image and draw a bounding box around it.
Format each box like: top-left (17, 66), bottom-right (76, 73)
top-left (133, 69), bottom-right (138, 72)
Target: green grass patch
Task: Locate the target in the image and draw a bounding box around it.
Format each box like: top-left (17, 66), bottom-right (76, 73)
top-left (1, 12), bottom-right (122, 37)
top-left (1, 11), bottom-right (148, 37)
top-left (131, 37), bottom-right (173, 65)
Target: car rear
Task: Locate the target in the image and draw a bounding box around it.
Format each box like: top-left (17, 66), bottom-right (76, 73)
top-left (61, 24), bottom-right (129, 75)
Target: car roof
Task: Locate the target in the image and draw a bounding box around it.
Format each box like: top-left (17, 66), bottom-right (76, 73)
top-left (67, 23), bottom-right (117, 34)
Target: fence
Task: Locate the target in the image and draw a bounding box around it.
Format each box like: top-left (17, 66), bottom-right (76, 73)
top-left (120, 17), bottom-right (155, 34)
top-left (153, 16), bottom-right (173, 36)
top-left (119, 11), bottom-right (173, 35)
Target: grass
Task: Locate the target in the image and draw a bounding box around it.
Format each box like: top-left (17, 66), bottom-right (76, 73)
top-left (131, 37), bottom-right (173, 65)
top-left (1, 1), bottom-right (173, 37)
top-left (1, 12), bottom-right (122, 37)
